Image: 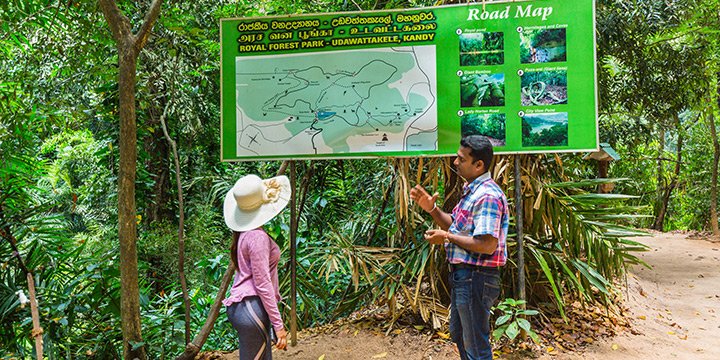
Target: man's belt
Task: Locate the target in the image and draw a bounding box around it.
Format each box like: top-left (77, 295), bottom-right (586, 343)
top-left (448, 262), bottom-right (499, 274)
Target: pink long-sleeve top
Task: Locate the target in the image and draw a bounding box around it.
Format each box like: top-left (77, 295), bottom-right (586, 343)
top-left (222, 228), bottom-right (283, 331)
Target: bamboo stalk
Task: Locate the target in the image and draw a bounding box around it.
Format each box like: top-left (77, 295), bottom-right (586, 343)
top-left (290, 161), bottom-right (298, 346)
top-left (2, 211), bottom-right (44, 359)
top-left (27, 273), bottom-right (43, 359)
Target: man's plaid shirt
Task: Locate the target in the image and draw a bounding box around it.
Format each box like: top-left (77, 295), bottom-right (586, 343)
top-left (446, 172), bottom-right (509, 267)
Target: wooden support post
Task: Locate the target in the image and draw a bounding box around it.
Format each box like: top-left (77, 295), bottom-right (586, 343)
top-left (598, 160), bottom-right (609, 193)
top-left (515, 156), bottom-right (525, 304)
top-left (515, 155), bottom-right (526, 340)
top-left (289, 161), bottom-right (298, 346)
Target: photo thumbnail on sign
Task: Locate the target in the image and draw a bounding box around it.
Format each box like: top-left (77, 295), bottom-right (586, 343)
top-left (461, 113), bottom-right (506, 147)
top-left (459, 32), bottom-right (504, 66)
top-left (520, 70), bottom-right (567, 106)
top-left (460, 73), bottom-right (505, 108)
top-left (520, 28), bottom-right (567, 64)
top-left (521, 112), bottom-right (568, 147)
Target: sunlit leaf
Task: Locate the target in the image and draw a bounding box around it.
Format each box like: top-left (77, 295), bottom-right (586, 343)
top-left (506, 322), bottom-right (520, 340)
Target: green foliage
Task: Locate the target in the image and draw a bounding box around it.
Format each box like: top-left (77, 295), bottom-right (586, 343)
top-left (609, 110), bottom-right (718, 230)
top-left (0, 97), bottom-right (76, 358)
top-left (595, 0), bottom-right (720, 232)
top-left (4, 0), bottom-right (719, 357)
top-left (460, 32), bottom-right (503, 53)
top-left (597, 0), bottom-right (707, 119)
top-left (39, 130), bottom-right (116, 233)
top-left (492, 298), bottom-right (540, 343)
top-left (460, 52), bottom-right (504, 67)
top-left (517, 170), bottom-right (651, 317)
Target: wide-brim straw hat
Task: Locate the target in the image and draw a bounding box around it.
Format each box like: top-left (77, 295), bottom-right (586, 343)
top-left (223, 174), bottom-right (291, 232)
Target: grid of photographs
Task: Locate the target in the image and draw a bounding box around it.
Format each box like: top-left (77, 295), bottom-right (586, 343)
top-left (457, 31), bottom-right (507, 145)
top-left (457, 26), bottom-right (570, 148)
top-left (519, 28), bottom-right (568, 148)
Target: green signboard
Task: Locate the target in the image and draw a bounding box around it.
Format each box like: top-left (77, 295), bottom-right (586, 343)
top-left (220, 0), bottom-right (597, 161)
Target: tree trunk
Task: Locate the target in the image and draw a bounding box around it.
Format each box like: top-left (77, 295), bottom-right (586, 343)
top-left (144, 105), bottom-right (173, 226)
top-left (157, 95), bottom-right (191, 344)
top-left (98, 1), bottom-right (164, 358)
top-left (654, 114), bottom-right (683, 230)
top-left (653, 127), bottom-right (666, 231)
top-left (713, 75), bottom-right (720, 235)
top-left (367, 184), bottom-right (392, 243)
top-left (118, 48), bottom-right (146, 360)
top-left (709, 107), bottom-right (719, 235)
top-left (175, 265), bottom-right (235, 360)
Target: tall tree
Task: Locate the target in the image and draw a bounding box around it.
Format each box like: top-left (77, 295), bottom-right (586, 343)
top-left (96, 1), bottom-right (163, 358)
top-left (597, 0), bottom-right (706, 230)
top-left (705, 71), bottom-right (720, 236)
top-left (648, 0), bottom-right (720, 232)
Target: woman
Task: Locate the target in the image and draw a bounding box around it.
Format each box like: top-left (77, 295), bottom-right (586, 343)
top-left (222, 174), bottom-right (289, 358)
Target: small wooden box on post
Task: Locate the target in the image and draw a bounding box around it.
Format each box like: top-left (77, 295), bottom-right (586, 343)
top-left (583, 143), bottom-right (620, 193)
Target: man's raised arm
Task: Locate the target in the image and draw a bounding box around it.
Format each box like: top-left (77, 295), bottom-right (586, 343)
top-left (409, 184), bottom-right (453, 230)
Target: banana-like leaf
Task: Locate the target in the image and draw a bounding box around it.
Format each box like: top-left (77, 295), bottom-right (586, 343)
top-left (546, 178), bottom-right (631, 188)
top-left (527, 246), bottom-right (566, 319)
top-left (570, 259), bottom-right (612, 296)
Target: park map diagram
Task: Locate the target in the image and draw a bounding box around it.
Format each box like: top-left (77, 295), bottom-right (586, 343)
top-left (234, 45), bottom-right (437, 157)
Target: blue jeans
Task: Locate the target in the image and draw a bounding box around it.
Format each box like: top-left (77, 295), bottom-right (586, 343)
top-left (449, 265), bottom-right (500, 360)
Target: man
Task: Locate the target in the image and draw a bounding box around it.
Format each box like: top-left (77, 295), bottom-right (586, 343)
top-left (410, 135), bottom-right (509, 360)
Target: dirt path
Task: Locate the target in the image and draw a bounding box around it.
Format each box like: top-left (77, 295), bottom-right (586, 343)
top-left (210, 233), bottom-right (720, 360)
top-left (555, 233), bottom-right (720, 360)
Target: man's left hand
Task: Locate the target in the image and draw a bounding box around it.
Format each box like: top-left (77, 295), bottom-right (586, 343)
top-left (424, 229), bottom-right (446, 245)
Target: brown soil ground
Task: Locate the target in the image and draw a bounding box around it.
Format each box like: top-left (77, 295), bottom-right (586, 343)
top-left (552, 232), bottom-right (720, 360)
top-left (204, 232), bottom-right (720, 360)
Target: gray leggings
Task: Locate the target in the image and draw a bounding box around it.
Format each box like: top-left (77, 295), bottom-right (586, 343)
top-left (226, 296), bottom-right (272, 360)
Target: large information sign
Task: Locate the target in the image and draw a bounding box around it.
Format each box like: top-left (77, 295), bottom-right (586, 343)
top-left (221, 0), bottom-right (597, 161)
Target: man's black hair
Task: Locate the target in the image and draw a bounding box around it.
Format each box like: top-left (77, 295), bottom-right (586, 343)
top-left (460, 135), bottom-right (493, 172)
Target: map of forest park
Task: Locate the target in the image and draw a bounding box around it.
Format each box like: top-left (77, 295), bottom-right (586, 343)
top-left (234, 45), bottom-right (437, 157)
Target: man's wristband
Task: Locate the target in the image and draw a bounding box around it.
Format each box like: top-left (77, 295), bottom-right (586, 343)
top-left (429, 204), bottom-right (437, 213)
top-left (443, 232), bottom-right (450, 244)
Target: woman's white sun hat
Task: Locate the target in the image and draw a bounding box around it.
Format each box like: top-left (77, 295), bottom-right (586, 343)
top-left (223, 174), bottom-right (291, 232)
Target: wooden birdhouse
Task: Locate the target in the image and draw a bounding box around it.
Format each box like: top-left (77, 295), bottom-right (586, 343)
top-left (583, 143), bottom-right (620, 193)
